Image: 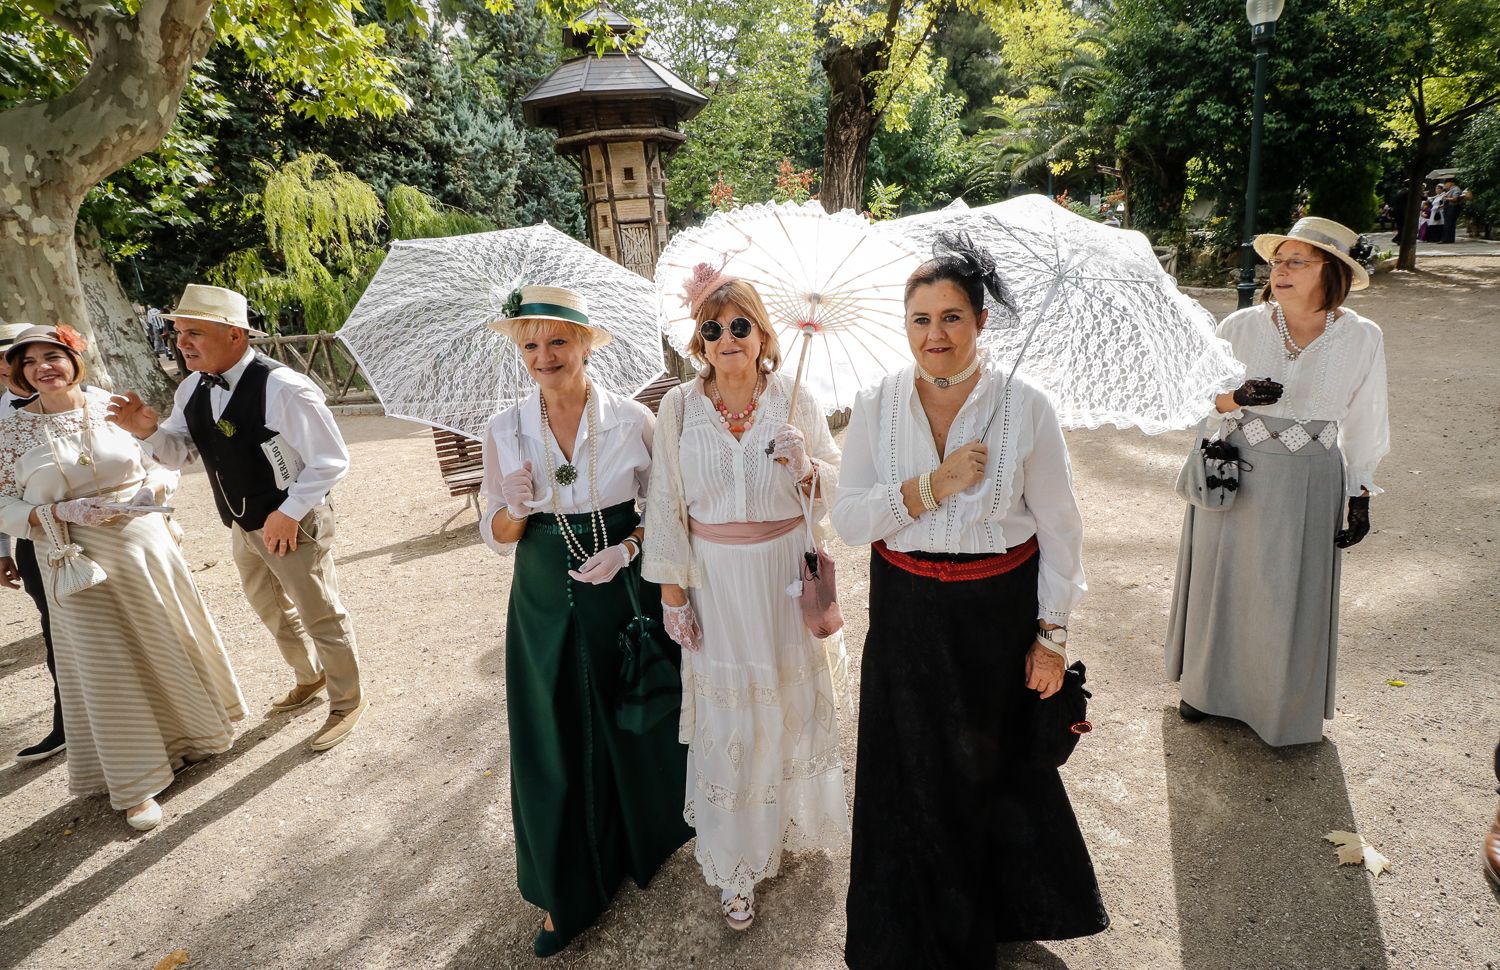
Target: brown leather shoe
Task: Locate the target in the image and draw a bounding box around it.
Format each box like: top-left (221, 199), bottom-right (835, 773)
top-left (1485, 805), bottom-right (1500, 888)
top-left (310, 698), bottom-right (369, 752)
top-left (269, 675), bottom-right (327, 712)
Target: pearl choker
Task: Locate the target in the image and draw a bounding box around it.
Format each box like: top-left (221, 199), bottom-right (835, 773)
top-left (916, 354), bottom-right (980, 389)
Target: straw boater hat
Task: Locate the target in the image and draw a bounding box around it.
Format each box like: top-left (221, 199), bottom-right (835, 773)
top-left (1253, 216), bottom-right (1371, 291)
top-left (0, 323), bottom-right (33, 349)
top-left (161, 283), bottom-right (268, 336)
top-left (487, 284), bottom-right (612, 349)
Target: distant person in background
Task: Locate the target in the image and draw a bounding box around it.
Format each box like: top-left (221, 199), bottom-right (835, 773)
top-left (1417, 199), bottom-right (1432, 241)
top-left (1439, 180), bottom-right (1470, 244)
top-left (1427, 190), bottom-right (1445, 242)
top-left (0, 322), bottom-right (65, 763)
top-left (146, 306), bottom-right (167, 356)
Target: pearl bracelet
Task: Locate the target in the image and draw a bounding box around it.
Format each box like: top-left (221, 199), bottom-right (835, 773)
top-left (918, 472), bottom-right (940, 513)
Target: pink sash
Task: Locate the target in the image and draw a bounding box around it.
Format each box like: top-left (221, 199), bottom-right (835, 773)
top-left (688, 515), bottom-right (802, 545)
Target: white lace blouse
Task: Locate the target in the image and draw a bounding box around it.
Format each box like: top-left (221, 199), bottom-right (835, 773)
top-left (479, 385), bottom-right (655, 556)
top-left (0, 394), bottom-right (178, 539)
top-left (830, 363), bottom-right (1086, 627)
top-left (1214, 304), bottom-right (1390, 496)
top-left (642, 372), bottom-right (841, 589)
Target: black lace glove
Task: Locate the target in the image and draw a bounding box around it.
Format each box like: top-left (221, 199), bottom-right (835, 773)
top-left (1232, 378), bottom-right (1284, 407)
top-left (1335, 495), bottom-right (1370, 549)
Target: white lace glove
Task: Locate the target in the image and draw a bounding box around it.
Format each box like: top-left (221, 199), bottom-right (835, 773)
top-left (51, 498), bottom-right (137, 526)
top-left (768, 423), bottom-right (813, 483)
top-left (568, 542), bottom-right (632, 585)
top-left (501, 460), bottom-right (534, 519)
top-left (662, 602), bottom-right (703, 653)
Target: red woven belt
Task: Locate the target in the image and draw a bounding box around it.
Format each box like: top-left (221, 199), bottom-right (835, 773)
top-left (873, 534), bottom-right (1039, 582)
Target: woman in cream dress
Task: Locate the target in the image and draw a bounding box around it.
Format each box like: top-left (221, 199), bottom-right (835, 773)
top-left (645, 271), bottom-right (849, 930)
top-left (0, 325), bottom-right (244, 831)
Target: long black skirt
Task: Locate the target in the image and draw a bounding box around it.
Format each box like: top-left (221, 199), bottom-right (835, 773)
top-left (845, 549), bottom-right (1108, 969)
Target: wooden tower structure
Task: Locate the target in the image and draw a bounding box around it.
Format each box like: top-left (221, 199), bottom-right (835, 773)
top-left (522, 8), bottom-right (708, 280)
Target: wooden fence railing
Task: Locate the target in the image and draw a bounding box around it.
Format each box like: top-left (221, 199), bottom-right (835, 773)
top-left (250, 333), bottom-right (377, 406)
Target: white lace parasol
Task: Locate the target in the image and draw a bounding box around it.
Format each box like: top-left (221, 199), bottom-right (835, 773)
top-left (655, 200), bottom-right (922, 414)
top-left (877, 194), bottom-right (1245, 434)
top-left (338, 224), bottom-right (665, 440)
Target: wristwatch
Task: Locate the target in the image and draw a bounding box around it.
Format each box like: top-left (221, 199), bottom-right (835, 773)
top-left (1036, 625), bottom-right (1068, 647)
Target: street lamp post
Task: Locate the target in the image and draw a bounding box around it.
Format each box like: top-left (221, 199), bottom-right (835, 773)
top-left (1236, 0), bottom-right (1285, 309)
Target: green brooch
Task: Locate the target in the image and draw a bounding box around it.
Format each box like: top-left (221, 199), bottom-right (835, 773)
top-left (216, 418), bottom-right (237, 437)
top-left (554, 463), bottom-right (578, 486)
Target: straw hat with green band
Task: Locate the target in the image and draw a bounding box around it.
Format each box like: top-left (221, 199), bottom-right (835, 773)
top-left (487, 284), bottom-right (613, 349)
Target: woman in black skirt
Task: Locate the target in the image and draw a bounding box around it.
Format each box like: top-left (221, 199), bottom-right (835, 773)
top-left (831, 234), bottom-right (1108, 968)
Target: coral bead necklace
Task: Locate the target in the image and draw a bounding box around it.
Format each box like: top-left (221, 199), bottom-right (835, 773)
top-left (709, 376), bottom-right (762, 434)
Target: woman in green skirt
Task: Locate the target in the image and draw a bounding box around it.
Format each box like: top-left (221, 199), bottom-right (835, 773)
top-left (481, 285), bottom-right (691, 957)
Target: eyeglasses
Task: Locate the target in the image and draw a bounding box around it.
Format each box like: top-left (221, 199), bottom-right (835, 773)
top-left (699, 317), bottom-right (754, 342)
top-left (1267, 257), bottom-right (1325, 272)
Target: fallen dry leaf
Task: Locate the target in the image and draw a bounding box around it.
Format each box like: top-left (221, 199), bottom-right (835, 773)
top-left (1325, 831), bottom-right (1392, 877)
top-left (1386, 679), bottom-right (1407, 687)
top-left (154, 950), bottom-right (190, 970)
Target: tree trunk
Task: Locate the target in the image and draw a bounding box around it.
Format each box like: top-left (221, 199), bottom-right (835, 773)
top-left (0, 0), bottom-right (213, 401)
top-left (820, 41), bottom-right (887, 214)
top-left (1395, 153), bottom-right (1427, 272)
top-left (78, 233), bottom-right (179, 409)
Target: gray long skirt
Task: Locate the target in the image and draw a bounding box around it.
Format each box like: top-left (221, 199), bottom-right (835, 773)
top-left (1165, 414), bottom-right (1345, 747)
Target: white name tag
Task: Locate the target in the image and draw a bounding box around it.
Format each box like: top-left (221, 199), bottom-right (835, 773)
top-left (261, 434), bottom-right (306, 489)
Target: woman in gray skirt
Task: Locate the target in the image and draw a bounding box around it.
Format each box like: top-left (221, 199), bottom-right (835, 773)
top-left (1167, 217), bottom-right (1389, 747)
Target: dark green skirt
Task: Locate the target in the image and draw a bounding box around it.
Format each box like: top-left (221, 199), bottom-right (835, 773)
top-left (506, 501), bottom-right (691, 943)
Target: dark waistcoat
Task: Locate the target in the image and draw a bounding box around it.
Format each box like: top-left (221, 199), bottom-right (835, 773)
top-left (184, 354), bottom-right (287, 531)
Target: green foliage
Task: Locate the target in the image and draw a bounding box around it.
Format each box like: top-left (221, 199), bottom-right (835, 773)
top-left (1453, 107), bottom-right (1500, 236)
top-left (0, 4), bottom-right (85, 107)
top-left (868, 85), bottom-right (975, 213)
top-left (616, 0), bottom-right (824, 222)
top-left (865, 180), bottom-right (905, 221)
top-left (386, 185), bottom-right (494, 239)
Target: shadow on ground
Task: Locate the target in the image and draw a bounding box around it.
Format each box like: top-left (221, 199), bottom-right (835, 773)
top-left (1163, 711), bottom-right (1388, 970)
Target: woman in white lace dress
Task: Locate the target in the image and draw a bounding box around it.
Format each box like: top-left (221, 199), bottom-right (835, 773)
top-left (0, 326), bottom-right (244, 831)
top-left (643, 271), bottom-right (849, 930)
top-left (1167, 217), bottom-right (1390, 746)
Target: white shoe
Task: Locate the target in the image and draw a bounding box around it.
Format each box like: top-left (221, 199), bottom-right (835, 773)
top-left (720, 890), bottom-right (754, 931)
top-left (126, 798), bottom-right (162, 831)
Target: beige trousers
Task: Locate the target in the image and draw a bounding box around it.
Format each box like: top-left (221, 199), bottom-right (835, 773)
top-left (231, 503), bottom-right (362, 709)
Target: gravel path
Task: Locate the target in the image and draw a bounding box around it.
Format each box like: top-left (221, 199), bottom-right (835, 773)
top-left (1, 259), bottom-right (1496, 970)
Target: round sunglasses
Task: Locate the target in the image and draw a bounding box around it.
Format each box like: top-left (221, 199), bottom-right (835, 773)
top-left (699, 317), bottom-right (754, 342)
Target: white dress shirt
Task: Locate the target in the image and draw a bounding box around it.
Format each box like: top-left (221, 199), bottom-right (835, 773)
top-left (831, 362), bottom-right (1086, 626)
top-left (143, 347), bottom-right (350, 521)
top-left (1213, 304), bottom-right (1389, 496)
top-left (480, 386), bottom-right (655, 556)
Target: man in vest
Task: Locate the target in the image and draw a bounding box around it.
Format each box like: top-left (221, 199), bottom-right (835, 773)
top-left (108, 284), bottom-right (368, 751)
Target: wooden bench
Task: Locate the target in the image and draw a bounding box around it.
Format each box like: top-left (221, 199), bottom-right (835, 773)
top-left (432, 428), bottom-right (485, 528)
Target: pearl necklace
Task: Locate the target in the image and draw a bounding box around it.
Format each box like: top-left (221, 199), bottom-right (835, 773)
top-left (539, 386), bottom-right (604, 563)
top-left (38, 395), bottom-right (96, 466)
top-left (709, 377), bottom-right (762, 434)
top-left (1272, 303), bottom-right (1335, 362)
top-left (916, 353), bottom-right (980, 388)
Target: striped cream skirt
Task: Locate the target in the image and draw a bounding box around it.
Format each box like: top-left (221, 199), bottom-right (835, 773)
top-left (37, 513), bottom-right (245, 809)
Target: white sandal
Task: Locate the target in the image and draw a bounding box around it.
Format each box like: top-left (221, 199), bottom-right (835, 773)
top-left (126, 798), bottom-right (162, 832)
top-left (721, 892), bottom-right (754, 931)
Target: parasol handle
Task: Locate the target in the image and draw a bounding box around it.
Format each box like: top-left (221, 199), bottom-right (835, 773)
top-left (767, 329), bottom-right (814, 458)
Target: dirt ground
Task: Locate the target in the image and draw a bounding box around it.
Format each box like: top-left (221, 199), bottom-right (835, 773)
top-left (1, 259), bottom-right (1497, 970)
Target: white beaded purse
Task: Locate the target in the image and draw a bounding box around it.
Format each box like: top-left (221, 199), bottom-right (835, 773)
top-left (36, 504), bottom-right (107, 599)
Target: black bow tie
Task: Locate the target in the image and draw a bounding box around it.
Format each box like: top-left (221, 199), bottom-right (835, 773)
top-left (201, 373), bottom-right (231, 391)
top-left (9, 396), bottom-right (33, 410)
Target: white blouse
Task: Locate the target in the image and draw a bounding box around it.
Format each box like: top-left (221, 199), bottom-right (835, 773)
top-left (0, 394), bottom-right (179, 540)
top-left (830, 362), bottom-right (1086, 627)
top-left (480, 385), bottom-right (654, 556)
top-left (642, 372), bottom-right (841, 589)
top-left (1214, 304), bottom-right (1389, 496)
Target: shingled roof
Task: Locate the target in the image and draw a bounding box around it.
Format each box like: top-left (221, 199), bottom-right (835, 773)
top-left (521, 53), bottom-right (709, 127)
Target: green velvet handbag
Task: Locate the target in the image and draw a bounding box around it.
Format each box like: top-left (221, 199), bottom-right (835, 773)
top-left (615, 567), bottom-right (680, 734)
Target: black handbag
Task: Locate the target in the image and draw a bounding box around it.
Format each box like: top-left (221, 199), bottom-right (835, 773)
top-left (614, 568), bottom-right (681, 735)
top-left (1030, 661), bottom-right (1093, 768)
